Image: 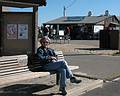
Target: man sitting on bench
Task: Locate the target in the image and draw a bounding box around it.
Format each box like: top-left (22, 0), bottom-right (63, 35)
top-left (37, 36), bottom-right (81, 95)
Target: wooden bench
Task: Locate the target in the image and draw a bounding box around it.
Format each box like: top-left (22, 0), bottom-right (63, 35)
top-left (27, 51), bottom-right (64, 72)
top-left (0, 55), bottom-right (49, 86)
top-left (0, 51), bottom-right (79, 86)
top-left (27, 51), bottom-right (65, 85)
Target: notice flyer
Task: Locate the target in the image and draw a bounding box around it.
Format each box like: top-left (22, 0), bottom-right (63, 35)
top-left (7, 24), bottom-right (17, 39)
top-left (18, 24), bottom-right (28, 39)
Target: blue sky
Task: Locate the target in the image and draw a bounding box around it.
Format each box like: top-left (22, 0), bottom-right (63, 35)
top-left (10, 0), bottom-right (120, 26)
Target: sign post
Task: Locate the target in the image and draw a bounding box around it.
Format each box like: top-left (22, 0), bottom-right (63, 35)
top-left (0, 5), bottom-right (2, 56)
top-left (33, 6), bottom-right (38, 54)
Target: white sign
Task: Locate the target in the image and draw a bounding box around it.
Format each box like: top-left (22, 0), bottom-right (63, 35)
top-left (18, 24), bottom-right (28, 39)
top-left (94, 25), bottom-right (104, 33)
top-left (59, 30), bottom-right (64, 36)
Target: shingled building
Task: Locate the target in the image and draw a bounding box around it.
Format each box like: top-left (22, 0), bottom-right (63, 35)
top-left (43, 15), bottom-right (119, 40)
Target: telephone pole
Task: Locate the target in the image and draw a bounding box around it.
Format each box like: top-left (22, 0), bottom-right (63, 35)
top-left (63, 0), bottom-right (77, 17)
top-left (63, 6), bottom-right (66, 17)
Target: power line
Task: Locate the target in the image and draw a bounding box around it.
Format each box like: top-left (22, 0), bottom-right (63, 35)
top-left (63, 0), bottom-right (77, 16)
top-left (66, 0), bottom-right (77, 9)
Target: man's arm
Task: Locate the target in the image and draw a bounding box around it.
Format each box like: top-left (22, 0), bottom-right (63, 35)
top-left (37, 48), bottom-right (49, 62)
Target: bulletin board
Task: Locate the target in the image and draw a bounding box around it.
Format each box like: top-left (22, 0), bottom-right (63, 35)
top-left (2, 12), bottom-right (33, 55)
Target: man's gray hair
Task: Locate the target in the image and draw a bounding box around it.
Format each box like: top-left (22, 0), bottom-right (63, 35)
top-left (40, 36), bottom-right (51, 43)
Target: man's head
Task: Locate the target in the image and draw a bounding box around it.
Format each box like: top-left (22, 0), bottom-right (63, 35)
top-left (39, 36), bottom-right (51, 48)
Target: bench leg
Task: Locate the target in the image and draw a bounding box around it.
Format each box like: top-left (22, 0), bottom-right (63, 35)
top-left (56, 73), bottom-right (60, 85)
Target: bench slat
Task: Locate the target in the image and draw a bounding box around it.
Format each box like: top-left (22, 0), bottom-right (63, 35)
top-left (0, 66), bottom-right (28, 73)
top-left (0, 64), bottom-right (27, 71)
top-left (0, 68), bottom-right (29, 76)
top-left (0, 62), bottom-right (19, 67)
top-left (0, 58), bottom-right (18, 62)
top-left (0, 60), bottom-right (18, 64)
top-left (55, 51), bottom-right (64, 60)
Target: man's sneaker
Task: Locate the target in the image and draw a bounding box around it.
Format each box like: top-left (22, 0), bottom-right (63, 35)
top-left (59, 87), bottom-right (67, 95)
top-left (70, 77), bottom-right (82, 84)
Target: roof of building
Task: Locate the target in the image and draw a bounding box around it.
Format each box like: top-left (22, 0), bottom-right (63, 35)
top-left (117, 16), bottom-right (120, 20)
top-left (0, 0), bottom-right (39, 8)
top-left (43, 15), bottom-right (118, 25)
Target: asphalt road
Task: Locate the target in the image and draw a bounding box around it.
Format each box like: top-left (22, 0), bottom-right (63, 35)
top-left (65, 55), bottom-right (120, 81)
top-left (81, 78), bottom-right (120, 96)
top-left (52, 40), bottom-right (120, 96)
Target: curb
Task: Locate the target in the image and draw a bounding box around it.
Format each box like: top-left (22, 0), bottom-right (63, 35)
top-left (67, 79), bottom-right (103, 96)
top-left (64, 53), bottom-right (95, 56)
top-left (32, 77), bottom-right (103, 96)
top-left (32, 72), bottom-right (104, 96)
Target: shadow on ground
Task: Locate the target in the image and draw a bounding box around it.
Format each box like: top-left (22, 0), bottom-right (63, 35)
top-left (0, 84), bottom-right (56, 96)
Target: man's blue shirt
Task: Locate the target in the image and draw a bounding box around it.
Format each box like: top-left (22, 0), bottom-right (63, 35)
top-left (37, 46), bottom-right (56, 65)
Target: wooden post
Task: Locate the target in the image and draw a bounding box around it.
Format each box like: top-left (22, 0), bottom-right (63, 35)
top-left (32, 6), bottom-right (38, 54)
top-left (0, 5), bottom-right (2, 56)
top-left (56, 24), bottom-right (59, 43)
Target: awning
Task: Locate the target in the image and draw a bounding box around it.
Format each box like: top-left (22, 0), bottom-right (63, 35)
top-left (0, 1), bottom-right (39, 8)
top-left (109, 22), bottom-right (120, 26)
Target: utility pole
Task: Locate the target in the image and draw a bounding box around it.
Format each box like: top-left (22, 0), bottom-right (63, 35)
top-left (0, 5), bottom-right (2, 56)
top-left (63, 0), bottom-right (77, 17)
top-left (119, 14), bottom-right (120, 52)
top-left (63, 6), bottom-right (66, 17)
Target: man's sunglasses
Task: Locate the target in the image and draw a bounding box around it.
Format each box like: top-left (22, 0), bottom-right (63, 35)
top-left (42, 41), bottom-right (49, 43)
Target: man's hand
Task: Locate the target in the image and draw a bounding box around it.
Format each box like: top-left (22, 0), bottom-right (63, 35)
top-left (48, 56), bottom-right (57, 61)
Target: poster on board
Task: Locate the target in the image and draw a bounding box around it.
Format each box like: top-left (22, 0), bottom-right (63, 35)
top-left (18, 24), bottom-right (28, 39)
top-left (7, 24), bottom-right (17, 39)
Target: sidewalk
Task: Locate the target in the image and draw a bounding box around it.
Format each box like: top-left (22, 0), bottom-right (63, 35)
top-left (0, 73), bottom-right (103, 96)
top-left (49, 40), bottom-right (119, 56)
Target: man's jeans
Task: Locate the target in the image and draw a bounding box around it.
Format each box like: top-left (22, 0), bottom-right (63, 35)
top-left (43, 60), bottom-right (73, 88)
